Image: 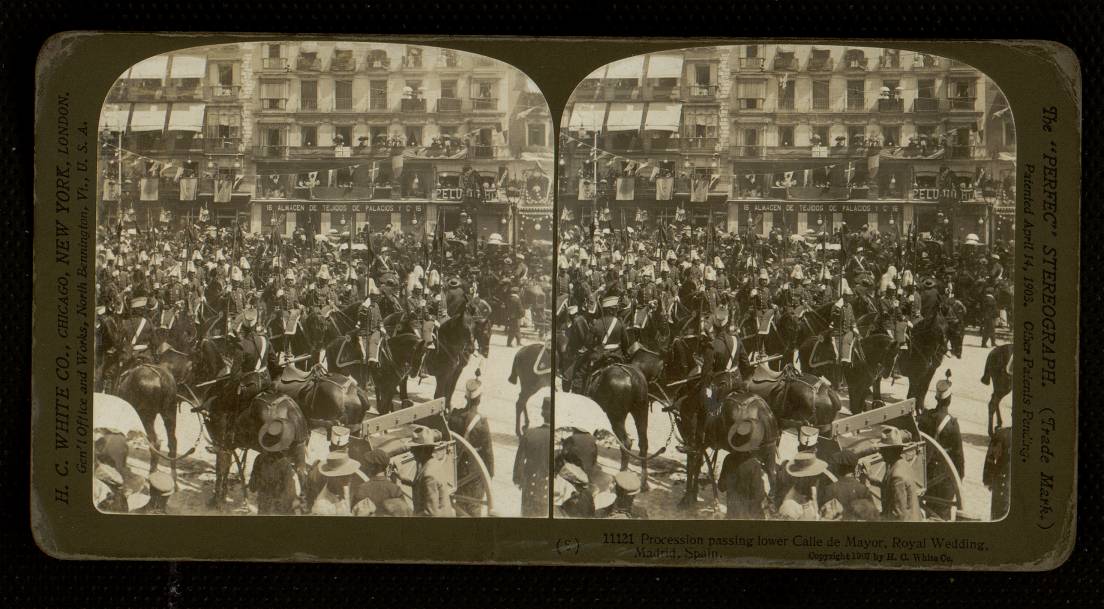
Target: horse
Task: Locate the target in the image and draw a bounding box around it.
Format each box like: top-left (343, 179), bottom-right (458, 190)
top-left (742, 364), bottom-right (842, 431)
top-left (679, 392), bottom-right (780, 511)
top-left (203, 376), bottom-right (309, 510)
top-left (508, 343), bottom-right (552, 437)
top-left (423, 307), bottom-right (475, 411)
top-left (797, 333), bottom-right (896, 414)
top-left (586, 363), bottom-right (653, 491)
top-left (114, 358), bottom-right (179, 484)
top-left (897, 312), bottom-right (950, 412)
top-left (981, 343), bottom-right (1014, 437)
top-left (325, 330), bottom-right (419, 415)
top-left (520, 280), bottom-right (547, 339)
top-left (273, 364), bottom-right (369, 431)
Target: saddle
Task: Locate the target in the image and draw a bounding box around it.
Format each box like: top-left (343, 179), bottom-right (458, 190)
top-left (749, 364), bottom-right (786, 385)
top-left (335, 336), bottom-right (363, 369)
top-left (278, 363), bottom-right (314, 384)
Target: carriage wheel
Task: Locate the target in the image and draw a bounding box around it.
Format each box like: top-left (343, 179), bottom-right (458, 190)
top-left (918, 430), bottom-right (965, 521)
top-left (450, 433), bottom-right (495, 517)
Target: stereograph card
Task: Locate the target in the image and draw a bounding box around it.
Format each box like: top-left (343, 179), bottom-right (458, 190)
top-left (30, 34), bottom-right (1078, 569)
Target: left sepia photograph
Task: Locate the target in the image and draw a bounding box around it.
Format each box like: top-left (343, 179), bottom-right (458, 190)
top-left (92, 41), bottom-right (554, 518)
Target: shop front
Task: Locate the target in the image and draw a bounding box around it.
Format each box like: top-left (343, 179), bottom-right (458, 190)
top-left (255, 200), bottom-right (431, 240)
top-left (734, 200), bottom-right (905, 237)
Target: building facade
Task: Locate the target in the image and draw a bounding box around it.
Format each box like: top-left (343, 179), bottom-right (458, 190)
top-left (99, 42), bottom-right (554, 244)
top-left (558, 45), bottom-right (1016, 244)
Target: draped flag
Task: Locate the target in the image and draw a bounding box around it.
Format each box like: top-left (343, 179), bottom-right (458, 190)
top-left (140, 177), bottom-right (159, 201)
top-left (214, 178), bottom-right (233, 203)
top-left (615, 176), bottom-right (635, 200)
top-left (867, 153), bottom-right (880, 180)
top-left (391, 155), bottom-right (404, 179)
top-left (690, 176), bottom-right (709, 202)
top-left (655, 176), bottom-right (674, 201)
top-left (179, 177), bottom-right (198, 201)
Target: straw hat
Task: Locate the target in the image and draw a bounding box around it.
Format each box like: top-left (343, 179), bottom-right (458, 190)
top-left (728, 418), bottom-right (765, 453)
top-left (786, 452), bottom-right (828, 478)
top-left (258, 419), bottom-right (296, 453)
top-left (318, 452), bottom-right (361, 478)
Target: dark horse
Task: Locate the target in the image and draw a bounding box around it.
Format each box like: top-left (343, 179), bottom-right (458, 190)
top-left (587, 363), bottom-right (653, 490)
top-left (680, 392), bottom-right (780, 511)
top-left (797, 333), bottom-right (897, 414)
top-left (423, 307), bottom-right (475, 411)
top-left (981, 343), bottom-right (1013, 437)
top-left (508, 343), bottom-right (551, 437)
top-left (114, 358), bottom-right (180, 484)
top-left (325, 330), bottom-right (420, 415)
top-left (897, 313), bottom-right (950, 412)
top-left (273, 364), bottom-right (370, 432)
top-left (204, 375), bottom-right (310, 509)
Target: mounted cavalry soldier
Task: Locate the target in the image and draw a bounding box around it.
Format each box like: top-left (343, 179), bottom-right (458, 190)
top-left (573, 295), bottom-right (629, 393)
top-left (779, 265), bottom-right (810, 317)
top-left (126, 295), bottom-right (156, 358)
top-left (225, 266), bottom-right (247, 337)
top-left (750, 267), bottom-right (775, 358)
top-left (357, 292), bottom-right (384, 367)
top-left (273, 268), bottom-right (302, 351)
top-left (312, 265), bottom-right (339, 314)
top-left (563, 304), bottom-right (591, 393)
top-left (700, 304), bottom-right (752, 407)
top-left (237, 308), bottom-right (277, 394)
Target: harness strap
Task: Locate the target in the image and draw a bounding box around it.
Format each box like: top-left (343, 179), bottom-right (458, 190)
top-left (464, 413), bottom-right (482, 437)
top-left (602, 317), bottom-right (619, 346)
top-left (132, 318), bottom-right (147, 346)
top-left (254, 336), bottom-right (267, 371)
top-left (935, 414), bottom-right (952, 439)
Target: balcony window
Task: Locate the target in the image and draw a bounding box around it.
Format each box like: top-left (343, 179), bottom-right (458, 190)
top-left (334, 80), bottom-right (353, 110)
top-left (527, 122), bottom-right (546, 147)
top-left (401, 81), bottom-right (426, 112)
top-left (739, 45), bottom-right (765, 71)
top-left (778, 126), bottom-right (794, 147)
top-left (369, 80), bottom-right (388, 110)
top-left (737, 127), bottom-right (762, 158)
top-left (260, 80), bottom-right (288, 110)
top-left (297, 52), bottom-right (321, 71)
top-left (846, 79), bottom-right (865, 111)
top-left (472, 79), bottom-right (498, 110)
top-left (366, 49), bottom-right (391, 70)
top-left (774, 51), bottom-right (798, 71)
top-left (877, 80), bottom-right (904, 112)
top-left (812, 80), bottom-right (830, 110)
top-left (688, 64), bottom-right (716, 97)
top-left (404, 126), bottom-right (422, 147)
top-left (778, 79), bottom-right (795, 110)
top-left (263, 44), bottom-right (286, 70)
top-left (848, 127), bottom-right (866, 148)
top-left (300, 80), bottom-right (318, 110)
top-left (882, 126), bottom-right (900, 147)
top-left (301, 125), bottom-right (317, 147)
top-left (684, 110), bottom-right (718, 150)
top-left (736, 79), bottom-right (766, 110)
top-left (334, 125), bottom-right (353, 147)
top-left (914, 53), bottom-right (940, 69)
top-left (811, 126), bottom-right (830, 148)
top-left (403, 46), bottom-right (423, 69)
top-left (808, 49), bottom-right (833, 71)
top-left (881, 49), bottom-right (901, 69)
top-left (205, 110), bottom-right (241, 153)
top-left (331, 49), bottom-right (355, 71)
top-left (438, 49), bottom-right (461, 68)
top-left (948, 79), bottom-right (977, 110)
top-left (844, 49), bottom-right (868, 70)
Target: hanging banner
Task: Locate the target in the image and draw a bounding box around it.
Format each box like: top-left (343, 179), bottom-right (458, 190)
top-left (391, 155), bottom-right (405, 180)
top-left (139, 177), bottom-right (159, 201)
top-left (102, 179), bottom-right (120, 201)
top-left (179, 177), bottom-right (198, 201)
top-left (214, 179), bottom-right (233, 203)
top-left (655, 176), bottom-right (674, 201)
top-left (615, 177), bottom-right (635, 201)
top-left (690, 178), bottom-right (709, 203)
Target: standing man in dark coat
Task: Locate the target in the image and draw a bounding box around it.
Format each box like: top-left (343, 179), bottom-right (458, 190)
top-left (513, 396), bottom-right (551, 517)
top-left (917, 374), bottom-right (965, 519)
top-left (506, 286), bottom-right (524, 347)
top-left (447, 378), bottom-right (495, 517)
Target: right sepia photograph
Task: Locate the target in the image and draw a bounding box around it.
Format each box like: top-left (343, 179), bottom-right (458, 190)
top-left (553, 44), bottom-right (1016, 522)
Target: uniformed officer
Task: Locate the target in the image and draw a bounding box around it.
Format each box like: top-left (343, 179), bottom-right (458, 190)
top-left (980, 286), bottom-right (999, 348)
top-left (750, 267), bottom-right (775, 358)
top-left (126, 295), bottom-right (155, 357)
top-left (357, 293), bottom-right (384, 366)
top-left (226, 266), bottom-right (247, 337)
top-left (447, 378), bottom-right (495, 517)
top-left (917, 373), bottom-right (965, 519)
top-left (237, 308), bottom-right (277, 394)
top-left (829, 282), bottom-right (859, 366)
top-left (506, 286), bottom-right (524, 347)
top-left (600, 471), bottom-right (649, 519)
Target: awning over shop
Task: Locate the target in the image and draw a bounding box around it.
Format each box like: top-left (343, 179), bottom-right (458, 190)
top-left (568, 102), bottom-right (606, 131)
top-left (643, 102), bottom-right (683, 132)
top-left (167, 103), bottom-right (206, 132)
top-left (129, 103), bottom-right (168, 132)
top-left (605, 56), bottom-right (645, 79)
top-left (99, 103), bottom-right (131, 132)
top-left (646, 54), bottom-right (684, 79)
top-left (168, 55), bottom-right (207, 79)
top-left (127, 56), bottom-right (168, 81)
top-left (605, 103), bottom-right (644, 132)
top-left (912, 164), bottom-right (942, 178)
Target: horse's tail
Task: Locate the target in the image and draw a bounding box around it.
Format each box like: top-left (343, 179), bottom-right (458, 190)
top-left (508, 351), bottom-right (520, 385)
top-left (981, 347), bottom-right (995, 385)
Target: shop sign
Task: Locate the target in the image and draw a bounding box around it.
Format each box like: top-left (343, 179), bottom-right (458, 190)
top-left (912, 187), bottom-right (975, 202)
top-left (433, 185), bottom-right (499, 202)
top-left (264, 202), bottom-right (423, 213)
top-left (740, 202), bottom-right (899, 213)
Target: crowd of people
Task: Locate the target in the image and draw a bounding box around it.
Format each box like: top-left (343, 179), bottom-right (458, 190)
top-left (93, 208), bottom-right (551, 517)
top-left (553, 212), bottom-right (1014, 520)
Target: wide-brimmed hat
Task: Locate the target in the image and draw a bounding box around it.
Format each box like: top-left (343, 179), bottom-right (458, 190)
top-left (786, 452), bottom-right (828, 478)
top-left (319, 452), bottom-right (361, 478)
top-left (728, 418), bottom-right (765, 453)
top-left (614, 470), bottom-right (642, 495)
top-left (876, 427), bottom-right (909, 451)
top-left (921, 277), bottom-right (937, 289)
top-left (147, 471), bottom-right (175, 497)
top-left (408, 425), bottom-right (443, 448)
top-left (258, 419), bottom-right (296, 453)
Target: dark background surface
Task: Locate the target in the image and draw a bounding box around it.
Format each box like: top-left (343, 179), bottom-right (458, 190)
top-left (5, 2), bottom-right (1099, 607)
